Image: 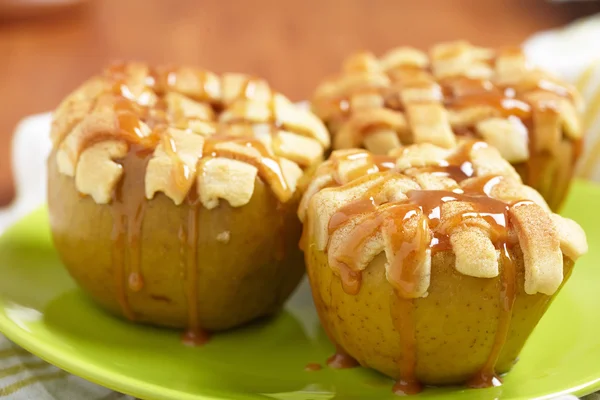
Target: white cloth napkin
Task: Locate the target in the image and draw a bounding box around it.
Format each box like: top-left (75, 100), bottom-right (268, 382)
top-left (0, 113), bottom-right (51, 235)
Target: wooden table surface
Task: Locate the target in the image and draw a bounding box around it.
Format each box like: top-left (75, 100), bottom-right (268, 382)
top-left (1, 0), bottom-right (598, 206)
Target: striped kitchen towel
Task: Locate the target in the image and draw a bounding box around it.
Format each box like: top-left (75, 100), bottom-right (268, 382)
top-left (0, 334), bottom-right (134, 399)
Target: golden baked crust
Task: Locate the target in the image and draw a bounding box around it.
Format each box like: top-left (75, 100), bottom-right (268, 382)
top-left (51, 63), bottom-right (330, 206)
top-left (312, 41), bottom-right (581, 162)
top-left (300, 140), bottom-right (587, 298)
top-left (312, 41), bottom-right (583, 212)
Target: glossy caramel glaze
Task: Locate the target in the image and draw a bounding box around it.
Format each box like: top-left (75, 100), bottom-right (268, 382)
top-left (179, 186), bottom-right (211, 346)
top-left (111, 144), bottom-right (154, 321)
top-left (391, 292), bottom-right (422, 395)
top-left (328, 178), bottom-right (516, 392)
top-left (320, 154), bottom-right (528, 392)
top-left (326, 344), bottom-right (360, 369)
top-left (330, 152), bottom-right (397, 185)
top-left (65, 64), bottom-right (323, 344)
top-left (312, 43), bottom-right (583, 211)
top-left (203, 137), bottom-right (291, 201)
top-left (467, 242), bottom-right (516, 388)
top-left (304, 363), bottom-right (323, 372)
top-left (302, 138), bottom-right (586, 393)
top-left (91, 65), bottom-right (294, 201)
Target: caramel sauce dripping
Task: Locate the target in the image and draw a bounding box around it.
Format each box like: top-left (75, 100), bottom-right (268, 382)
top-left (99, 67), bottom-right (289, 344)
top-left (385, 208), bottom-right (429, 298)
top-left (327, 189), bottom-right (426, 390)
top-left (110, 179), bottom-right (134, 320)
top-left (323, 55), bottom-right (579, 191)
top-left (106, 72), bottom-right (158, 320)
top-left (385, 207), bottom-right (428, 394)
top-left (180, 186), bottom-right (211, 346)
top-left (203, 137), bottom-right (291, 201)
top-left (102, 67), bottom-right (212, 342)
top-left (373, 155), bottom-right (397, 171)
top-left (326, 344), bottom-right (360, 369)
top-left (404, 140), bottom-right (483, 184)
top-left (110, 144), bottom-right (154, 319)
top-left (438, 73), bottom-right (577, 210)
top-left (467, 241), bottom-right (516, 388)
top-left (127, 180), bottom-right (147, 294)
top-left (325, 163), bottom-right (518, 393)
top-left (330, 152), bottom-right (395, 185)
top-left (145, 65), bottom-right (178, 96)
top-left (446, 89), bottom-right (531, 120)
top-left (444, 140), bottom-right (480, 179)
top-left (328, 196), bottom-right (378, 234)
top-left (391, 292), bottom-right (422, 395)
top-left (161, 131), bottom-right (190, 191)
top-left (323, 87), bottom-right (377, 120)
top-left (78, 97), bottom-right (160, 154)
top-left (440, 76), bottom-right (496, 99)
top-left (327, 192), bottom-right (384, 295)
top-left (273, 202), bottom-right (287, 262)
top-left (304, 363), bottom-right (323, 372)
top-left (440, 73), bottom-right (577, 208)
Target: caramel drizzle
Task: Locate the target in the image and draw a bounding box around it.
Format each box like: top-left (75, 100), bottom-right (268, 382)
top-left (440, 75), bottom-right (575, 210)
top-left (96, 65), bottom-right (293, 204)
top-left (96, 65), bottom-right (295, 344)
top-left (161, 131), bottom-right (191, 190)
top-left (330, 151), bottom-right (396, 185)
top-left (110, 183), bottom-right (134, 320)
top-left (404, 140), bottom-right (483, 184)
top-left (110, 143), bottom-right (153, 320)
top-left (321, 51), bottom-right (576, 172)
top-left (467, 242), bottom-right (516, 388)
top-left (180, 188), bottom-right (210, 346)
top-left (326, 344), bottom-right (360, 369)
top-left (325, 168), bottom-right (518, 392)
top-left (127, 189), bottom-right (146, 293)
top-left (441, 76), bottom-right (532, 120)
top-left (385, 207), bottom-right (429, 298)
top-left (304, 363), bottom-right (323, 372)
top-left (102, 68), bottom-right (209, 339)
top-left (203, 137), bottom-right (292, 201)
top-left (391, 293), bottom-right (422, 395)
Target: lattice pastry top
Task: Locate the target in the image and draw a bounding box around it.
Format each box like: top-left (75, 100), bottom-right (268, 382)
top-left (51, 63), bottom-right (330, 207)
top-left (299, 140), bottom-right (587, 298)
top-left (312, 41), bottom-right (582, 163)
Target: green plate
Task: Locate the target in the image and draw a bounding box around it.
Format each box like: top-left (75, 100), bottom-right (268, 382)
top-left (1, 180), bottom-right (600, 400)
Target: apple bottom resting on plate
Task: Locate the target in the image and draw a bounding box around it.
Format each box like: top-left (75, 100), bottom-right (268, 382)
top-left (298, 140), bottom-right (588, 394)
top-left (46, 62), bottom-right (330, 342)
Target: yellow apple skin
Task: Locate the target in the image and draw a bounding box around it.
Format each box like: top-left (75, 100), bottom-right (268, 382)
top-left (48, 151), bottom-right (306, 331)
top-left (305, 230), bottom-right (574, 385)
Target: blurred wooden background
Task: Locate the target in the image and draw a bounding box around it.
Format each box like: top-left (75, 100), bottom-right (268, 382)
top-left (0, 0), bottom-right (599, 206)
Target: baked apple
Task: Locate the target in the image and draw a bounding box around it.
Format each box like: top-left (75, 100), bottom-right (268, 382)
top-left (311, 41), bottom-right (583, 210)
top-left (299, 140), bottom-right (587, 393)
top-left (47, 63), bottom-right (329, 342)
